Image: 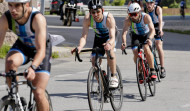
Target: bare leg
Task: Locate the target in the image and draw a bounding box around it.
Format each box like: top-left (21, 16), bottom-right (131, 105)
top-left (32, 73), bottom-right (50, 111)
top-left (5, 51), bottom-right (23, 87)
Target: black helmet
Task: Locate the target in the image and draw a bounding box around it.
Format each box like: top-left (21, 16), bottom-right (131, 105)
top-left (88, 0), bottom-right (102, 10)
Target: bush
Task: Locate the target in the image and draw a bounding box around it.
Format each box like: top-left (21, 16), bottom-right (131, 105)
top-left (0, 44), bottom-right (11, 58)
top-left (169, 2), bottom-right (179, 8)
top-left (52, 51), bottom-right (60, 58)
top-left (111, 0), bottom-right (125, 6)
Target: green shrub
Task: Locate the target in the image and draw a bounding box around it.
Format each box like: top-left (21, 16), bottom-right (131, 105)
top-left (104, 0), bottom-right (110, 6)
top-left (111, 0), bottom-right (125, 6)
top-left (52, 51), bottom-right (60, 58)
top-left (0, 44), bottom-right (11, 58)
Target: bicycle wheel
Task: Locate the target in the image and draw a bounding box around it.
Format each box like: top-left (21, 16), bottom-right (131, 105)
top-left (0, 96), bottom-right (18, 111)
top-left (153, 47), bottom-right (161, 82)
top-left (87, 67), bottom-right (104, 111)
top-left (109, 65), bottom-right (123, 111)
top-left (32, 90), bottom-right (53, 111)
top-left (148, 79), bottom-right (156, 96)
top-left (136, 58), bottom-right (147, 101)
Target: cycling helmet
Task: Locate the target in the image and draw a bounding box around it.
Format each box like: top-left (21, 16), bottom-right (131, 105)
top-left (88, 0), bottom-right (102, 10)
top-left (6, 0), bottom-right (30, 3)
top-left (145, 0), bottom-right (155, 2)
top-left (128, 3), bottom-right (141, 13)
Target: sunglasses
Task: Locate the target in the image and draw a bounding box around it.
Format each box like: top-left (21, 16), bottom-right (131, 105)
top-left (129, 13), bottom-right (138, 17)
top-left (91, 10), bottom-right (101, 14)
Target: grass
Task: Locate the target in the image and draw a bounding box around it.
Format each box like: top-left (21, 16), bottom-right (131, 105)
top-left (164, 29), bottom-right (190, 35)
top-left (52, 51), bottom-right (60, 58)
top-left (0, 44), bottom-right (11, 58)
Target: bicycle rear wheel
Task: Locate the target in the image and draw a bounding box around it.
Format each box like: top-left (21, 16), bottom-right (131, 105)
top-left (87, 67), bottom-right (104, 111)
top-left (32, 90), bottom-right (53, 111)
top-left (0, 96), bottom-right (17, 111)
top-left (148, 79), bottom-right (156, 96)
top-left (136, 58), bottom-right (147, 101)
top-left (109, 65), bottom-right (123, 111)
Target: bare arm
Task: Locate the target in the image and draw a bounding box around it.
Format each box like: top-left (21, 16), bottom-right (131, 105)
top-left (106, 13), bottom-right (116, 46)
top-left (0, 14), bottom-right (9, 48)
top-left (157, 6), bottom-right (164, 36)
top-left (121, 17), bottom-right (131, 47)
top-left (32, 14), bottom-right (47, 67)
top-left (77, 14), bottom-right (90, 51)
top-left (144, 14), bottom-right (155, 39)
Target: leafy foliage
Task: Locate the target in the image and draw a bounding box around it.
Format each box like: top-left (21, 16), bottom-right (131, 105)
top-left (0, 44), bottom-right (10, 58)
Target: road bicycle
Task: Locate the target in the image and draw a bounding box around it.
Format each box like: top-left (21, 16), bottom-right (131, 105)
top-left (123, 40), bottom-right (156, 101)
top-left (0, 70), bottom-right (53, 111)
top-left (75, 47), bottom-right (123, 111)
top-left (152, 39), bottom-right (162, 82)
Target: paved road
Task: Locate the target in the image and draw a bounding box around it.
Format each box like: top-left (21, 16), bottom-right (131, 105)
top-left (0, 15), bottom-right (190, 111)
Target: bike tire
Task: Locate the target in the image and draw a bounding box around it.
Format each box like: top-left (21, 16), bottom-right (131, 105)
top-left (32, 90), bottom-right (53, 111)
top-left (153, 46), bottom-right (162, 82)
top-left (0, 96), bottom-right (18, 111)
top-left (87, 67), bottom-right (104, 111)
top-left (136, 58), bottom-right (147, 101)
top-left (109, 65), bottom-right (123, 111)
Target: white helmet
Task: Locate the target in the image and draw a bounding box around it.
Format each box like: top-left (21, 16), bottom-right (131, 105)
top-left (128, 3), bottom-right (141, 13)
top-left (6, 0), bottom-right (30, 3)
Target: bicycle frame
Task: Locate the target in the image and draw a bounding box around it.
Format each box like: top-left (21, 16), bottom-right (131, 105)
top-left (76, 48), bottom-right (112, 94)
top-left (0, 71), bottom-right (36, 111)
top-left (137, 46), bottom-right (149, 79)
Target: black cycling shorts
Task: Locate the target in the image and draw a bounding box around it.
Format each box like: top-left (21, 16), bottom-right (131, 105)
top-left (130, 32), bottom-right (149, 50)
top-left (92, 36), bottom-right (109, 56)
top-left (154, 29), bottom-right (163, 41)
top-left (8, 39), bottom-right (52, 75)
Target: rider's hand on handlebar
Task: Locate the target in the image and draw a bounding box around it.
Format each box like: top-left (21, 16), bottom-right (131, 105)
top-left (71, 47), bottom-right (82, 54)
top-left (146, 39), bottom-right (152, 46)
top-left (25, 67), bottom-right (36, 81)
top-left (103, 42), bottom-right (112, 51)
top-left (121, 43), bottom-right (126, 51)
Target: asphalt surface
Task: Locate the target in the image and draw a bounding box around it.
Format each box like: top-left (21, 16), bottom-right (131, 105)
top-left (0, 15), bottom-right (190, 111)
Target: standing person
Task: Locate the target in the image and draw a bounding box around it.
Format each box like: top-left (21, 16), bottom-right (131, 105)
top-left (145, 0), bottom-right (166, 78)
top-left (0, 0), bottom-right (52, 110)
top-left (180, 0), bottom-right (186, 19)
top-left (121, 3), bottom-right (157, 80)
top-left (128, 0), bottom-right (144, 11)
top-left (71, 0), bottom-right (118, 88)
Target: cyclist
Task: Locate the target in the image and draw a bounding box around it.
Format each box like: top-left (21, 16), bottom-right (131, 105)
top-left (128, 0), bottom-right (144, 11)
top-left (121, 3), bottom-right (157, 80)
top-left (0, 0), bottom-right (52, 110)
top-left (60, 0), bottom-right (78, 21)
top-left (145, 0), bottom-right (166, 78)
top-left (180, 0), bottom-right (186, 19)
top-left (71, 0), bottom-right (118, 88)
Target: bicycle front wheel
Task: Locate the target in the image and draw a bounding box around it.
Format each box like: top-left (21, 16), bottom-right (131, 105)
top-left (87, 67), bottom-right (104, 111)
top-left (136, 58), bottom-right (147, 101)
top-left (109, 65), bottom-right (123, 111)
top-left (32, 90), bottom-right (53, 111)
top-left (153, 46), bottom-right (161, 82)
top-left (0, 96), bottom-right (18, 111)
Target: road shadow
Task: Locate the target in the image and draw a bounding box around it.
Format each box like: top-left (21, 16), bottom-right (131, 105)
top-left (49, 92), bottom-right (87, 99)
top-left (56, 79), bottom-right (87, 83)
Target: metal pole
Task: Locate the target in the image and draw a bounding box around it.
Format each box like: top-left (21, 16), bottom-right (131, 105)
top-left (40, 0), bottom-right (45, 15)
